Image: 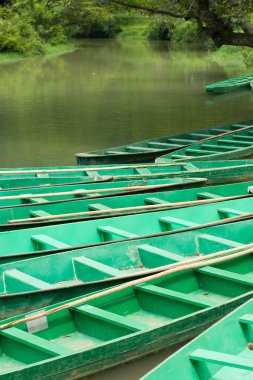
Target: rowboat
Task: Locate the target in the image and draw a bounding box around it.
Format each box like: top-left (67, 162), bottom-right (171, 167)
top-left (75, 119), bottom-right (253, 165)
top-left (142, 297), bottom-right (253, 379)
top-left (0, 175), bottom-right (108, 189)
top-left (0, 217), bottom-right (252, 319)
top-left (0, 195), bottom-right (252, 262)
top-left (0, 171), bottom-right (207, 194)
top-left (2, 161), bottom-right (253, 187)
top-left (0, 177), bottom-right (203, 206)
top-left (206, 74), bottom-right (253, 93)
top-left (156, 126), bottom-right (253, 162)
top-left (0, 180), bottom-right (252, 229)
top-left (0, 243), bottom-right (252, 378)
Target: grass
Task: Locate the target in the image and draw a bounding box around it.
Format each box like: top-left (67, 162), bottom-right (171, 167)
top-left (209, 46), bottom-right (253, 76)
top-left (117, 18), bottom-right (150, 41)
top-left (0, 43), bottom-right (76, 65)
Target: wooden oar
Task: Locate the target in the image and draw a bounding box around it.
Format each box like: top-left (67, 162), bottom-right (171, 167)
top-left (1, 242), bottom-right (252, 330)
top-left (112, 241), bottom-right (253, 279)
top-left (0, 162), bottom-right (186, 175)
top-left (7, 193), bottom-right (253, 224)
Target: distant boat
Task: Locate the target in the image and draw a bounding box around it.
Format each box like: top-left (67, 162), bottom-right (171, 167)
top-left (142, 297), bottom-right (253, 379)
top-left (0, 217), bottom-right (252, 318)
top-left (0, 180), bottom-right (251, 230)
top-left (0, 194), bottom-right (252, 262)
top-left (206, 74), bottom-right (253, 93)
top-left (75, 119), bottom-right (253, 165)
top-left (0, 239), bottom-right (252, 378)
top-left (156, 126), bottom-right (253, 162)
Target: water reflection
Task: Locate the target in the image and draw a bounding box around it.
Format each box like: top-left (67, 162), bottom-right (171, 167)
top-left (0, 40), bottom-right (252, 167)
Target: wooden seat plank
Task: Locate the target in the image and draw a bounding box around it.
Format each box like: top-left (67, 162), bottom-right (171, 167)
top-left (190, 348), bottom-right (253, 370)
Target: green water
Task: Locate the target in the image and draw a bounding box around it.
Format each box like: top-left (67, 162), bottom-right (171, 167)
top-left (1, 40), bottom-right (253, 168)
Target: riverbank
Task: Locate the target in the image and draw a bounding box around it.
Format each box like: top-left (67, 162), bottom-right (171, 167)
top-left (210, 45), bottom-right (253, 75)
top-left (0, 43), bottom-right (76, 65)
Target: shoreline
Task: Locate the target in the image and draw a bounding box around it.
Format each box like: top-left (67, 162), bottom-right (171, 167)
top-left (0, 43), bottom-right (77, 65)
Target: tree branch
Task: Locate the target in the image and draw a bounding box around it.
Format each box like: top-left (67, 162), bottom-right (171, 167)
top-left (104, 0), bottom-right (187, 18)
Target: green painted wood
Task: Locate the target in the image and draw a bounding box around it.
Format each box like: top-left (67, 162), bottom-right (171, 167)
top-left (190, 349), bottom-right (253, 370)
top-left (156, 127), bottom-right (253, 163)
top-left (0, 180), bottom-right (251, 230)
top-left (75, 118), bottom-right (253, 164)
top-left (3, 160), bottom-right (253, 189)
top-left (142, 298), bottom-right (253, 380)
top-left (0, 177), bottom-right (201, 203)
top-left (0, 195), bottom-right (252, 262)
top-left (0, 252), bottom-right (253, 378)
top-left (0, 218), bottom-right (252, 319)
top-left (206, 74), bottom-right (253, 93)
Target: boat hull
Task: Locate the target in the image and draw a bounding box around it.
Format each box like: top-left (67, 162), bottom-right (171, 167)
top-left (0, 217), bottom-right (253, 319)
top-left (0, 180), bottom-right (251, 230)
top-left (156, 127), bottom-right (253, 162)
top-left (75, 119), bottom-right (253, 165)
top-left (0, 293), bottom-right (252, 379)
top-left (142, 298), bottom-right (253, 379)
top-left (206, 74), bottom-right (253, 93)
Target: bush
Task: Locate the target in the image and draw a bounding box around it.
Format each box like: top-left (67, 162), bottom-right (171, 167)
top-left (0, 12), bottom-right (45, 54)
top-left (148, 19), bottom-right (171, 41)
top-left (63, 3), bottom-right (122, 39)
top-left (170, 19), bottom-right (212, 46)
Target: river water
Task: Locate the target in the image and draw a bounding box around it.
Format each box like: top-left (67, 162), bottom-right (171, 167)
top-left (0, 40), bottom-right (253, 168)
top-left (1, 40), bottom-right (253, 378)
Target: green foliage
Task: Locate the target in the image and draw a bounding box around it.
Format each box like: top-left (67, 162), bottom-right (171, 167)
top-left (0, 0), bottom-right (122, 55)
top-left (170, 19), bottom-right (212, 46)
top-left (0, 8), bottom-right (45, 54)
top-left (147, 17), bottom-right (212, 46)
top-left (63, 2), bottom-right (122, 38)
top-left (148, 19), bottom-right (171, 40)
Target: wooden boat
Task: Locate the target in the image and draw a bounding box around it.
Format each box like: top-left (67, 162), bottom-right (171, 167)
top-left (0, 180), bottom-right (252, 229)
top-left (206, 74), bottom-right (253, 93)
top-left (156, 126), bottom-right (253, 162)
top-left (0, 243), bottom-right (252, 378)
top-left (75, 119), bottom-right (253, 165)
top-left (0, 177), bottom-right (203, 206)
top-left (3, 161), bottom-right (253, 187)
top-left (0, 217), bottom-right (252, 319)
top-left (142, 297), bottom-right (253, 380)
top-left (0, 195), bottom-right (252, 262)
top-left (0, 168), bottom-right (207, 190)
top-left (0, 175), bottom-right (110, 189)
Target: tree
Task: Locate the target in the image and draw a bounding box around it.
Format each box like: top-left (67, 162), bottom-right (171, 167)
top-left (102, 0), bottom-right (253, 47)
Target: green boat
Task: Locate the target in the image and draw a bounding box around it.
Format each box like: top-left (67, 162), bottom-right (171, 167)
top-left (156, 126), bottom-right (253, 162)
top-left (0, 244), bottom-right (252, 379)
top-left (0, 175), bottom-right (110, 189)
top-left (142, 297), bottom-right (253, 380)
top-left (0, 180), bottom-right (252, 229)
top-left (206, 74), bottom-right (253, 93)
top-left (0, 195), bottom-right (252, 262)
top-left (75, 119), bottom-right (253, 165)
top-left (0, 177), bottom-right (202, 206)
top-left (0, 217), bottom-right (252, 319)
top-left (3, 161), bottom-right (253, 186)
top-left (0, 170), bottom-right (208, 190)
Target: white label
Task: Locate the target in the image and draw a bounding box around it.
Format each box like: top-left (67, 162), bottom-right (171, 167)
top-left (27, 311), bottom-right (48, 333)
